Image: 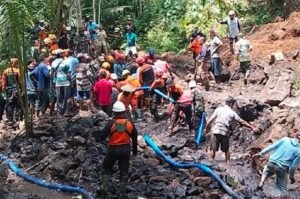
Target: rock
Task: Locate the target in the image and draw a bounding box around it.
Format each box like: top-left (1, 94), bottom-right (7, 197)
top-left (175, 185), bottom-right (187, 197)
top-left (262, 72), bottom-right (292, 106)
top-left (67, 136), bottom-right (86, 146)
top-left (33, 130), bottom-right (52, 137)
top-left (149, 176), bottom-right (169, 183)
top-left (75, 150), bottom-right (85, 162)
top-left (280, 96), bottom-right (300, 108)
top-left (269, 29), bottom-right (286, 41)
top-left (187, 187), bottom-right (201, 196)
top-left (274, 16), bottom-right (284, 22)
top-left (194, 176), bottom-right (212, 188)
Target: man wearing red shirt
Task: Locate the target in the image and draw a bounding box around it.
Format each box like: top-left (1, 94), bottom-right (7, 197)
top-left (94, 71), bottom-right (112, 116)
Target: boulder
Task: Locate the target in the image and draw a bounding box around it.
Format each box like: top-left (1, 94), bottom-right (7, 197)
top-left (261, 72), bottom-right (292, 106)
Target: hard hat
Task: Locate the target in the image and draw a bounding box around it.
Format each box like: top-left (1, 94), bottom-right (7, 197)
top-left (101, 62), bottom-right (110, 69)
top-left (121, 84), bottom-right (135, 93)
top-left (48, 34), bottom-right (56, 40)
top-left (44, 38), bottom-right (52, 45)
top-left (228, 10), bottom-right (235, 16)
top-left (122, 69), bottom-right (130, 76)
top-left (77, 53), bottom-right (85, 58)
top-left (105, 55), bottom-right (114, 63)
top-left (136, 57), bottom-right (145, 65)
top-left (148, 48), bottom-right (155, 56)
top-left (238, 32), bottom-right (244, 37)
top-left (189, 80), bottom-right (197, 88)
top-left (110, 73), bottom-right (118, 80)
top-left (112, 101), bottom-right (126, 112)
top-left (51, 48), bottom-right (64, 55)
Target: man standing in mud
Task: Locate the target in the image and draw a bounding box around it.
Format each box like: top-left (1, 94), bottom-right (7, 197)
top-left (99, 101), bottom-right (138, 198)
top-left (235, 33), bottom-right (252, 85)
top-left (253, 131), bottom-right (300, 198)
top-left (205, 96), bottom-right (259, 163)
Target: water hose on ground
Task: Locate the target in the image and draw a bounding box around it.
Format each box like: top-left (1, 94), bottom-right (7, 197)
top-left (0, 154), bottom-right (94, 199)
top-left (195, 112), bottom-right (206, 145)
top-left (143, 135), bottom-right (243, 199)
top-left (153, 89), bottom-right (176, 103)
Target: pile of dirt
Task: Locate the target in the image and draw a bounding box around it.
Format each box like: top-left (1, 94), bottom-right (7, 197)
top-left (248, 12), bottom-right (300, 63)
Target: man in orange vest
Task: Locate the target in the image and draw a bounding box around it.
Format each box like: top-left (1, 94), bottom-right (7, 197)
top-left (100, 101), bottom-right (138, 197)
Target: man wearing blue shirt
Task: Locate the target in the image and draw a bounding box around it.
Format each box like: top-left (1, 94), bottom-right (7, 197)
top-left (125, 28), bottom-right (137, 59)
top-left (254, 131), bottom-right (300, 197)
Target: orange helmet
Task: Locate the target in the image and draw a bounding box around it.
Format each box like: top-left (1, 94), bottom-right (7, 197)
top-left (105, 55), bottom-right (114, 63)
top-left (136, 57), bottom-right (145, 65)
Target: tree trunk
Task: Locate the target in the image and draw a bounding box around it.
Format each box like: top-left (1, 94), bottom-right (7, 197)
top-left (98, 0), bottom-right (101, 24)
top-left (93, 0), bottom-right (96, 22)
top-left (75, 0), bottom-right (83, 31)
top-left (55, 0), bottom-right (65, 37)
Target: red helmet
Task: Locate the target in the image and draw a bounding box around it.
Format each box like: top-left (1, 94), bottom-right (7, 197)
top-left (136, 57), bottom-right (145, 65)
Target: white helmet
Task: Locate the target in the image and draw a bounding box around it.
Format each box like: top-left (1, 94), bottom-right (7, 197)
top-left (112, 101), bottom-right (126, 112)
top-left (110, 73), bottom-right (118, 80)
top-left (122, 69), bottom-right (130, 76)
top-left (189, 80), bottom-right (197, 88)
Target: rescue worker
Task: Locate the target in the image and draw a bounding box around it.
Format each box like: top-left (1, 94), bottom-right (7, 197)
top-left (166, 79), bottom-right (184, 102)
top-left (116, 70), bottom-right (131, 90)
top-left (189, 80), bottom-right (206, 135)
top-left (205, 96), bottom-right (259, 162)
top-left (42, 38), bottom-right (52, 56)
top-left (150, 69), bottom-right (165, 122)
top-left (2, 58), bottom-right (22, 126)
top-left (100, 101), bottom-right (138, 197)
top-left (73, 28), bottom-right (89, 54)
top-left (168, 88), bottom-right (194, 134)
top-left (48, 34), bottom-right (59, 52)
top-left (253, 131), bottom-right (300, 197)
top-left (219, 10), bottom-right (241, 54)
top-left (127, 73), bottom-right (144, 121)
top-left (197, 38), bottom-right (211, 91)
top-left (137, 56), bottom-right (155, 109)
top-left (188, 35), bottom-right (202, 60)
top-left (118, 84), bottom-right (135, 120)
top-left (144, 48), bottom-right (157, 65)
top-left (235, 33), bottom-right (252, 85)
top-left (113, 51), bottom-right (126, 79)
top-left (99, 62), bottom-right (111, 80)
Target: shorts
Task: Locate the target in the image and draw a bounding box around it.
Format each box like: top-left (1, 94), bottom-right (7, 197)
top-left (262, 161), bottom-right (288, 196)
top-left (77, 91), bottom-right (90, 99)
top-left (27, 93), bottom-right (37, 109)
top-left (125, 46), bottom-right (137, 56)
top-left (229, 37), bottom-right (238, 44)
top-left (240, 61), bottom-right (251, 74)
top-left (211, 134), bottom-right (229, 152)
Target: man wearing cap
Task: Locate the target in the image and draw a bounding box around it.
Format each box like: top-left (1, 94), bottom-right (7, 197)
top-left (99, 101), bottom-right (138, 197)
top-left (73, 28), bottom-right (89, 54)
top-left (219, 10), bottom-right (241, 54)
top-left (2, 58), bottom-right (21, 125)
top-left (235, 33), bottom-right (252, 85)
top-left (94, 71), bottom-right (112, 116)
top-left (118, 84), bottom-right (135, 119)
top-left (36, 54), bottom-right (51, 116)
top-left (205, 96), bottom-right (259, 162)
top-left (124, 18), bottom-right (137, 34)
top-left (254, 131), bottom-right (300, 197)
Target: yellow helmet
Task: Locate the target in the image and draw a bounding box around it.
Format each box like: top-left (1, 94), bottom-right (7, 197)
top-left (101, 62), bottom-right (110, 69)
top-left (44, 38), bottom-right (52, 45)
top-left (48, 34), bottom-right (56, 40)
top-left (105, 55), bottom-right (114, 63)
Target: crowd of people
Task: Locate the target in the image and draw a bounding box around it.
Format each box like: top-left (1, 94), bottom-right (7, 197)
top-left (0, 11), bottom-right (299, 199)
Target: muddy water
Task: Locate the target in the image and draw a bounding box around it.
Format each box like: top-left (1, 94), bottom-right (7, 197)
top-left (9, 179), bottom-right (77, 199)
